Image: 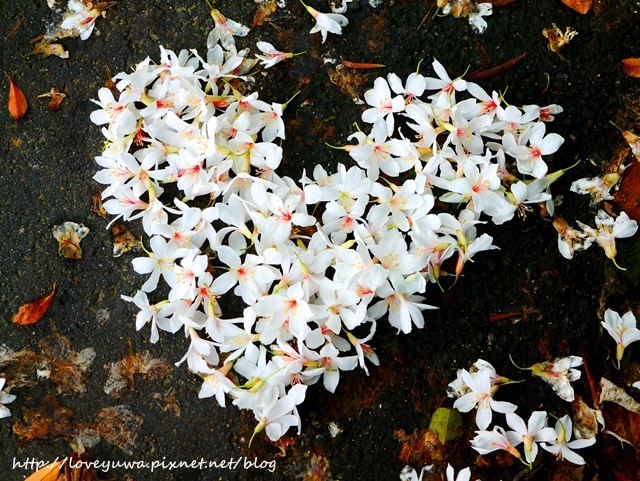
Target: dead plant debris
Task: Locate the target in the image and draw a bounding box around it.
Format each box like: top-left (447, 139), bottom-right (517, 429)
top-left (103, 350), bottom-right (171, 397)
top-left (52, 221), bottom-right (89, 259)
top-left (93, 405), bottom-right (144, 456)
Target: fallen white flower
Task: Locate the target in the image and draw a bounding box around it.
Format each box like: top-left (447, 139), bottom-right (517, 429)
top-left (302, 1), bottom-right (348, 43)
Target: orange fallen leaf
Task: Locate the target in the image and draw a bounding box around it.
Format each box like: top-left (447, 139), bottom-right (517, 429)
top-left (5, 72), bottom-right (28, 120)
top-left (622, 58), bottom-right (640, 78)
top-left (24, 460), bottom-right (63, 481)
top-left (13, 283), bottom-right (57, 326)
top-left (561, 0), bottom-right (592, 14)
top-left (342, 60), bottom-right (386, 69)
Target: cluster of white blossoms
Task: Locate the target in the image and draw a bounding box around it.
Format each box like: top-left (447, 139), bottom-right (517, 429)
top-left (553, 203), bottom-right (637, 266)
top-left (448, 358), bottom-right (595, 467)
top-left (92, 10), bottom-right (573, 440)
top-left (554, 126), bottom-right (639, 265)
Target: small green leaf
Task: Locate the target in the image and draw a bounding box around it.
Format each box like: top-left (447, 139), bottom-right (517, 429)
top-left (428, 407), bottom-right (463, 444)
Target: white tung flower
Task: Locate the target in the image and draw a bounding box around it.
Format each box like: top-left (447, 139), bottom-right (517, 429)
top-left (541, 415), bottom-right (595, 465)
top-left (302, 2), bottom-right (348, 43)
top-left (0, 378), bottom-right (16, 419)
top-left (255, 42), bottom-right (304, 69)
top-left (570, 174), bottom-right (620, 204)
top-left (602, 308), bottom-right (640, 368)
top-left (524, 356), bottom-right (582, 402)
top-left (468, 3), bottom-right (493, 34)
top-left (505, 411), bottom-right (557, 465)
top-left (399, 465), bottom-right (432, 481)
top-left (452, 368), bottom-right (517, 430)
top-left (446, 464), bottom-right (478, 481)
top-left (471, 425), bottom-right (523, 460)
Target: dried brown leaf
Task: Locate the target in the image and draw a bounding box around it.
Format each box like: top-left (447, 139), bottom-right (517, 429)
top-left (622, 58), bottom-right (640, 78)
top-left (561, 0), bottom-right (592, 14)
top-left (572, 395), bottom-right (604, 439)
top-left (92, 189), bottom-right (107, 218)
top-left (602, 426), bottom-right (640, 481)
top-left (622, 130), bottom-right (640, 161)
top-left (600, 378), bottom-right (640, 413)
top-left (13, 283), bottom-right (56, 326)
top-left (5, 72), bottom-right (28, 120)
top-left (602, 401), bottom-right (640, 448)
top-left (548, 462), bottom-right (584, 481)
top-left (475, 450), bottom-right (516, 468)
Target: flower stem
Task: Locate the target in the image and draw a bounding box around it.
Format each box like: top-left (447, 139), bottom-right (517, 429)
top-left (612, 256), bottom-right (627, 271)
top-left (283, 90), bottom-right (301, 110)
top-left (609, 120), bottom-right (623, 133)
top-left (509, 354), bottom-right (533, 371)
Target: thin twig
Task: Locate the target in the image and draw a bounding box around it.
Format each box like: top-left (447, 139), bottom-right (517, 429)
top-left (466, 52), bottom-right (527, 80)
top-left (4, 15), bottom-right (25, 40)
top-left (403, 6), bottom-right (434, 42)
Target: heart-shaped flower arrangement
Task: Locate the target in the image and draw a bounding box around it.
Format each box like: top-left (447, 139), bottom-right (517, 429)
top-left (92, 25), bottom-right (567, 443)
